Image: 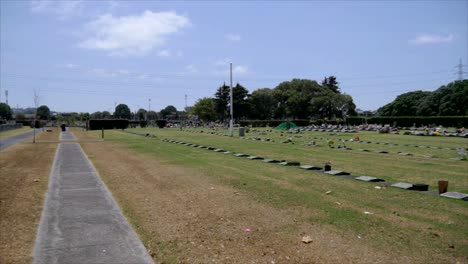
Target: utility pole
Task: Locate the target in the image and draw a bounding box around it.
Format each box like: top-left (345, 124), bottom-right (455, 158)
top-left (455, 58), bottom-right (467, 80)
top-left (229, 63), bottom-right (233, 137)
top-left (5, 90), bottom-right (8, 105)
top-left (33, 91), bottom-right (39, 143)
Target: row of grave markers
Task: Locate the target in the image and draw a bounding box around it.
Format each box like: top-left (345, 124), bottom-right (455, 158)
top-left (158, 137), bottom-right (468, 202)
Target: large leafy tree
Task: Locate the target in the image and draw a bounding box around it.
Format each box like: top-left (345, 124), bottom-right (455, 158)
top-left (136, 108), bottom-right (147, 120)
top-left (311, 89), bottom-right (357, 119)
top-left (378, 91), bottom-right (431, 116)
top-left (0, 103), bottom-right (12, 120)
top-left (192, 97), bottom-right (217, 122)
top-left (36, 105), bottom-right (51, 120)
top-left (146, 111), bottom-right (158, 120)
top-left (417, 80), bottom-right (468, 116)
top-left (114, 104), bottom-right (131, 119)
top-left (273, 79), bottom-right (322, 119)
top-left (248, 88), bottom-right (277, 120)
top-left (160, 105), bottom-right (177, 119)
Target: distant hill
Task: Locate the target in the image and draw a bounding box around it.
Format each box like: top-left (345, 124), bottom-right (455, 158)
top-left (377, 80), bottom-right (468, 116)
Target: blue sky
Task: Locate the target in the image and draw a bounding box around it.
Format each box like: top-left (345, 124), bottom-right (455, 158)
top-left (1, 0), bottom-right (467, 113)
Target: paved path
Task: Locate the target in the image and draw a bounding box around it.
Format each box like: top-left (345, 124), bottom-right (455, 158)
top-left (33, 131), bottom-right (154, 264)
top-left (0, 129), bottom-right (42, 150)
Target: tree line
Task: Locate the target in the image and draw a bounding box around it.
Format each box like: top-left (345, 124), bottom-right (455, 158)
top-left (191, 76), bottom-right (358, 122)
top-left (377, 80), bottom-right (468, 116)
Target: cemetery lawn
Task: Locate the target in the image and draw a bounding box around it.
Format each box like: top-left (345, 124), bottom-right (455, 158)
top-left (0, 130), bottom-right (58, 264)
top-left (76, 128), bottom-right (467, 263)
top-left (0, 127), bottom-right (33, 138)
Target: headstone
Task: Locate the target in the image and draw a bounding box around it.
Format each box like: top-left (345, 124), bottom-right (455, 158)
top-left (263, 159), bottom-right (281, 163)
top-left (376, 150), bottom-right (389, 154)
top-left (357, 149), bottom-right (370, 152)
top-left (206, 147), bottom-right (215, 150)
top-left (324, 170), bottom-right (350, 176)
top-left (279, 161), bottom-right (301, 166)
top-left (213, 149), bottom-right (226, 152)
top-left (355, 176), bottom-right (384, 182)
top-left (247, 156), bottom-right (264, 160)
top-left (391, 182), bottom-right (414, 190)
top-left (440, 192), bottom-right (468, 201)
top-left (222, 151), bottom-right (231, 154)
top-left (234, 153), bottom-right (249, 157)
top-left (300, 165), bottom-right (323, 170)
top-left (198, 146), bottom-right (207, 149)
top-left (398, 152), bottom-right (413, 156)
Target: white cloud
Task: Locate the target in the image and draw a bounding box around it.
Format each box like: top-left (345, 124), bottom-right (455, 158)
top-left (225, 34), bottom-right (241, 42)
top-left (78, 10), bottom-right (190, 56)
top-left (31, 0), bottom-right (84, 19)
top-left (213, 58), bottom-right (232, 67)
top-left (409, 34), bottom-right (454, 45)
top-left (185, 64), bottom-right (198, 73)
top-left (89, 68), bottom-right (130, 78)
top-left (55, 63), bottom-right (79, 69)
top-left (233, 65), bottom-right (248, 74)
top-left (158, 50), bottom-right (171, 57)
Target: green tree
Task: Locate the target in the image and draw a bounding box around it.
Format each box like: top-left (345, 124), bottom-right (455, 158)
top-left (321, 76), bottom-right (340, 93)
top-left (136, 108), bottom-right (147, 120)
top-left (248, 88), bottom-right (277, 120)
top-left (146, 111), bottom-right (158, 120)
top-left (36, 105), bottom-right (50, 120)
top-left (192, 97), bottom-right (217, 122)
top-left (273, 79), bottom-right (322, 119)
top-left (102, 111), bottom-right (112, 119)
top-left (0, 103), bottom-right (12, 120)
top-left (90, 111), bottom-right (102, 119)
top-left (232, 83), bottom-right (251, 120)
top-left (378, 91), bottom-right (431, 116)
top-left (214, 83), bottom-right (230, 121)
top-left (160, 105), bottom-right (177, 119)
top-left (114, 104), bottom-right (131, 119)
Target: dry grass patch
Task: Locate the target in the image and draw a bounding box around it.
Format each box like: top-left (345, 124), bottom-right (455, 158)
top-left (75, 130), bottom-right (428, 264)
top-left (0, 130), bottom-right (59, 264)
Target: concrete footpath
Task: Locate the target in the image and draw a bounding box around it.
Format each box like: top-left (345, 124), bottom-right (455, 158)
top-left (0, 128), bottom-right (42, 150)
top-left (33, 131), bottom-right (154, 264)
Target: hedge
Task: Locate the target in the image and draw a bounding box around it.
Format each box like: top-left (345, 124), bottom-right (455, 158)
top-left (88, 119), bottom-right (129, 130)
top-left (346, 116), bottom-right (468, 127)
top-left (237, 116), bottom-right (468, 128)
top-left (155, 120), bottom-right (167, 128)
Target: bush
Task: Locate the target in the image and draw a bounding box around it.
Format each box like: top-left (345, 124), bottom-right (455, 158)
top-left (365, 116), bottom-right (468, 127)
top-left (155, 120), bottom-right (167, 128)
top-left (139, 120), bottom-right (148, 128)
top-left (88, 119), bottom-right (129, 130)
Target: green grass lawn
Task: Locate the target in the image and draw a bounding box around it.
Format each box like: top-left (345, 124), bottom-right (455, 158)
top-left (84, 127), bottom-right (468, 262)
top-left (0, 127), bottom-right (32, 138)
top-left (132, 127), bottom-right (468, 193)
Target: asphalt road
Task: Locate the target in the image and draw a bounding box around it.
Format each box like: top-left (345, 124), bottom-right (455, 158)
top-left (0, 129), bottom-right (42, 151)
top-left (32, 131), bottom-right (154, 264)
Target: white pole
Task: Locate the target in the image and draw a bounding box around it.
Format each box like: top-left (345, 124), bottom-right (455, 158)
top-left (229, 63), bottom-right (233, 137)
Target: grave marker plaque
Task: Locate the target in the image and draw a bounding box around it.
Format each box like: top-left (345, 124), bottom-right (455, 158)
top-left (440, 192), bottom-right (468, 201)
top-left (355, 176), bottom-right (384, 182)
top-left (391, 182), bottom-right (414, 190)
top-left (324, 170), bottom-right (351, 176)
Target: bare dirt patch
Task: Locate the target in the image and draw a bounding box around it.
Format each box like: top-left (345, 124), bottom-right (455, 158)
top-left (78, 134), bottom-right (414, 263)
top-left (0, 130), bottom-right (59, 264)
